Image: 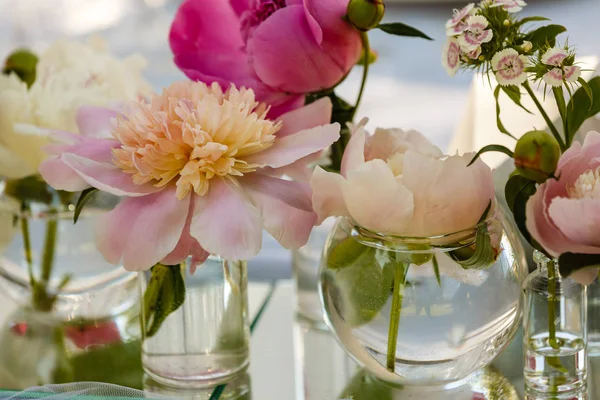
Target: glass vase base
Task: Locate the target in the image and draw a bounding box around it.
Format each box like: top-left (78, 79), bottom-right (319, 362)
top-left (143, 372), bottom-right (251, 399)
top-left (524, 332), bottom-right (587, 394)
top-left (142, 353), bottom-right (249, 389)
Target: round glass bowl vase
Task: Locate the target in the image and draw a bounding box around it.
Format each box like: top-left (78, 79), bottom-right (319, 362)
top-left (319, 209), bottom-right (527, 387)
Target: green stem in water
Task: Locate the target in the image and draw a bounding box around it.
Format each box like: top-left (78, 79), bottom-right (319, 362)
top-left (19, 203), bottom-right (34, 287)
top-left (547, 260), bottom-right (559, 349)
top-left (353, 31), bottom-right (371, 120)
top-left (386, 260), bottom-right (406, 372)
top-left (522, 81), bottom-right (566, 151)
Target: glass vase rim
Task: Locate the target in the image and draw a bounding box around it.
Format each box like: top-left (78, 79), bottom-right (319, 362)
top-left (342, 203), bottom-right (501, 252)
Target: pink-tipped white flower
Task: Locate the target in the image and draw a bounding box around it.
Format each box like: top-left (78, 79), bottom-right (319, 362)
top-left (467, 46), bottom-right (482, 60)
top-left (445, 3), bottom-right (476, 36)
top-left (540, 47), bottom-right (581, 87)
top-left (491, 0), bottom-right (527, 13)
top-left (458, 16), bottom-right (494, 52)
top-left (491, 48), bottom-right (529, 86)
top-left (442, 38), bottom-right (462, 76)
top-left (39, 81), bottom-right (341, 271)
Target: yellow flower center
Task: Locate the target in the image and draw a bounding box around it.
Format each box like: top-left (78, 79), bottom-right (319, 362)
top-left (112, 82), bottom-right (281, 199)
top-left (569, 167), bottom-right (600, 200)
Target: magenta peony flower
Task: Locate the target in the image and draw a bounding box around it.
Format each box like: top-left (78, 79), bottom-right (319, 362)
top-left (39, 81), bottom-right (340, 271)
top-left (526, 131), bottom-right (600, 284)
top-left (169, 0), bottom-right (362, 118)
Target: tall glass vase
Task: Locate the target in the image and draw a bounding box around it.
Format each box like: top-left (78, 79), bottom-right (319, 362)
top-left (523, 250), bottom-right (587, 394)
top-left (587, 279), bottom-right (600, 356)
top-left (139, 256), bottom-right (249, 388)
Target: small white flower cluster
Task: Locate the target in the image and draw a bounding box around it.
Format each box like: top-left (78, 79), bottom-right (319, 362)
top-left (443, 3), bottom-right (493, 76)
top-left (443, 0), bottom-right (580, 88)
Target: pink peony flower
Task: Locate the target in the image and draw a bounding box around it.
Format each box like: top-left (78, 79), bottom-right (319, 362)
top-left (526, 132), bottom-right (600, 284)
top-left (169, 0), bottom-right (362, 118)
top-left (310, 119), bottom-right (495, 237)
top-left (39, 81), bottom-right (340, 271)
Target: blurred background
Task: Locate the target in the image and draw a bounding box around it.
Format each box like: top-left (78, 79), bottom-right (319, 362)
top-left (1, 0), bottom-right (598, 280)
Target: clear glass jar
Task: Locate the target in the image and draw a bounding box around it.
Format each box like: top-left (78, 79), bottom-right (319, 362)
top-left (587, 279), bottom-right (600, 356)
top-left (292, 217), bottom-right (336, 325)
top-left (0, 304), bottom-right (142, 390)
top-left (0, 195), bottom-right (138, 319)
top-left (523, 251), bottom-right (587, 394)
top-left (319, 206), bottom-right (526, 386)
top-left (139, 256), bottom-right (249, 388)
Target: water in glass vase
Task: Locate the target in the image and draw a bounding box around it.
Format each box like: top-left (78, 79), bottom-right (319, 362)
top-left (524, 332), bottom-right (586, 393)
top-left (140, 257), bottom-right (249, 388)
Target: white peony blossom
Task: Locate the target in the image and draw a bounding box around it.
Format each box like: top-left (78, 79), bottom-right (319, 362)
top-left (0, 37), bottom-right (152, 179)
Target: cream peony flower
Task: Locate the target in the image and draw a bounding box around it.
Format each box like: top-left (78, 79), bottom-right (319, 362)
top-left (0, 38), bottom-right (152, 179)
top-left (311, 119), bottom-right (495, 237)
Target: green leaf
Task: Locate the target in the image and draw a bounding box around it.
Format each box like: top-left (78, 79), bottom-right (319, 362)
top-left (432, 254), bottom-right (441, 287)
top-left (4, 176), bottom-right (53, 204)
top-left (143, 264), bottom-right (186, 337)
top-left (517, 16), bottom-right (551, 26)
top-left (558, 253), bottom-right (600, 278)
top-left (325, 239), bottom-right (395, 326)
top-left (505, 175), bottom-right (537, 243)
top-left (449, 223), bottom-right (496, 270)
top-left (501, 85), bottom-right (532, 114)
top-left (377, 23), bottom-right (433, 40)
top-left (494, 86), bottom-right (517, 139)
top-left (566, 77), bottom-right (600, 139)
top-left (468, 144), bottom-right (514, 166)
top-left (505, 175), bottom-right (536, 213)
top-left (524, 24), bottom-right (567, 49)
top-left (577, 77), bottom-right (594, 105)
top-left (3, 49), bottom-right (38, 88)
top-left (73, 188), bottom-right (99, 223)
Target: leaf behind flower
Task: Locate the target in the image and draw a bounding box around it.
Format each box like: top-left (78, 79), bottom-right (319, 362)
top-left (566, 77), bottom-right (600, 142)
top-left (558, 253), bottom-right (600, 279)
top-left (524, 24), bottom-right (567, 50)
top-left (377, 23), bottom-right (433, 40)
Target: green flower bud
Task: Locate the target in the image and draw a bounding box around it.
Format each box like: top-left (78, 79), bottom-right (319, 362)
top-left (346, 0), bottom-right (385, 31)
top-left (3, 49), bottom-right (38, 88)
top-left (514, 130), bottom-right (561, 183)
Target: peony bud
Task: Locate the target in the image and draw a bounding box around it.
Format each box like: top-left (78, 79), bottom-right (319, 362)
top-left (3, 49), bottom-right (38, 88)
top-left (346, 0), bottom-right (385, 31)
top-left (503, 19), bottom-right (511, 27)
top-left (514, 130), bottom-right (560, 183)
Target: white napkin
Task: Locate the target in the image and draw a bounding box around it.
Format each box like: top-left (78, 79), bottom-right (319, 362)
top-left (449, 56), bottom-right (600, 167)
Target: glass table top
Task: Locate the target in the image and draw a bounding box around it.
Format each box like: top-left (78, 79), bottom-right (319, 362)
top-left (2, 281), bottom-right (599, 399)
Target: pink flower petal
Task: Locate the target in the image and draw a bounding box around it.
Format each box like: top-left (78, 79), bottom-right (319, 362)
top-left (277, 97), bottom-right (332, 137)
top-left (310, 166), bottom-right (349, 224)
top-left (242, 174), bottom-right (313, 211)
top-left (230, 0), bottom-right (252, 16)
top-left (61, 153), bottom-right (163, 197)
top-left (244, 175), bottom-right (317, 249)
top-left (95, 188), bottom-right (190, 271)
top-left (76, 107), bottom-right (118, 139)
top-left (191, 178), bottom-right (262, 260)
top-left (243, 123), bottom-right (340, 169)
top-left (39, 136), bottom-right (120, 192)
top-left (248, 5), bottom-right (358, 93)
top-left (303, 0), bottom-right (362, 73)
top-left (161, 196), bottom-right (209, 267)
top-left (342, 159), bottom-right (415, 234)
top-left (571, 268), bottom-right (599, 286)
top-left (340, 122), bottom-right (367, 177)
top-left (548, 198), bottom-right (600, 248)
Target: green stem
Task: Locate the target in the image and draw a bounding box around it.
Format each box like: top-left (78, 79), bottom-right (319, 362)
top-left (352, 31), bottom-right (371, 120)
top-left (547, 260), bottom-right (559, 349)
top-left (523, 81), bottom-right (566, 151)
top-left (19, 203), bottom-right (34, 287)
top-left (386, 260), bottom-right (406, 372)
top-left (33, 208), bottom-right (59, 312)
